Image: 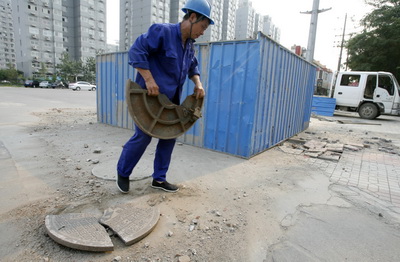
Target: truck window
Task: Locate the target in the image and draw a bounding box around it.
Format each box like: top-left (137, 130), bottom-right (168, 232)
top-left (364, 75), bottom-right (376, 99)
top-left (378, 75), bottom-right (394, 95)
top-left (340, 74), bottom-right (360, 87)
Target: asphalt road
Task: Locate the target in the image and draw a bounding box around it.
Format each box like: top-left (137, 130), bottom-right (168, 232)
top-left (0, 86), bottom-right (97, 214)
top-left (0, 86), bottom-right (96, 124)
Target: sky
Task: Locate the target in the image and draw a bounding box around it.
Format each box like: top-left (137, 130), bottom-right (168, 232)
top-left (106, 0), bottom-right (373, 71)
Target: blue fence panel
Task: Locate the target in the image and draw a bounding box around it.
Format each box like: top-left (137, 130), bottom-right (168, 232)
top-left (251, 35), bottom-right (316, 157)
top-left (96, 34), bottom-right (317, 158)
top-left (96, 52), bottom-right (136, 130)
top-left (311, 96), bottom-right (336, 116)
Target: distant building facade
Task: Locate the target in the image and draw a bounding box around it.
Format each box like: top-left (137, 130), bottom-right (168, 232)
top-left (234, 0), bottom-right (280, 42)
top-left (11, 0), bottom-right (107, 77)
top-left (235, 0), bottom-right (255, 39)
top-left (254, 13), bottom-right (263, 38)
top-left (119, 0), bottom-right (170, 52)
top-left (196, 0), bottom-right (223, 42)
top-left (0, 0), bottom-right (16, 70)
top-left (106, 43), bottom-right (119, 53)
top-left (221, 0), bottom-right (237, 41)
top-left (62, 0), bottom-right (107, 60)
top-left (170, 0), bottom-right (186, 24)
top-left (120, 0), bottom-right (238, 46)
top-left (6, 0), bottom-right (290, 78)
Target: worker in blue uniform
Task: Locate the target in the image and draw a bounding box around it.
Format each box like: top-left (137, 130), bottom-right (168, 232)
top-left (116, 0), bottom-right (214, 193)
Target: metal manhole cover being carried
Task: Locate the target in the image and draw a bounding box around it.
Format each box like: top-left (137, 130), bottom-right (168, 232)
top-left (125, 79), bottom-right (203, 139)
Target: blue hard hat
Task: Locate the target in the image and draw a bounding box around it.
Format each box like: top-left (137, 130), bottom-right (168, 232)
top-left (182, 0), bottom-right (214, 25)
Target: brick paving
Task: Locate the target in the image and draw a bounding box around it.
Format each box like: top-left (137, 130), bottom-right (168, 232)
top-left (296, 149), bottom-right (400, 207)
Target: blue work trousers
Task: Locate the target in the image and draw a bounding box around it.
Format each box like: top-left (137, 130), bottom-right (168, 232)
top-left (117, 125), bottom-right (176, 182)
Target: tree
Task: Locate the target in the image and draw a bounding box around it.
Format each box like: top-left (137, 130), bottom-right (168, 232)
top-left (346, 0), bottom-right (400, 80)
top-left (0, 64), bottom-right (23, 83)
top-left (56, 52), bottom-right (96, 83)
top-left (82, 57), bottom-right (96, 83)
top-left (56, 52), bottom-right (83, 83)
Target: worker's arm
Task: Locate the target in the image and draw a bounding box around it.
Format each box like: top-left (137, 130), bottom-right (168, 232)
top-left (190, 74), bottom-right (205, 99)
top-left (136, 68), bottom-right (159, 96)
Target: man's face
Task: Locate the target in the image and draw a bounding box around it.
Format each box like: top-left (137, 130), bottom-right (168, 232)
top-left (189, 14), bottom-right (210, 39)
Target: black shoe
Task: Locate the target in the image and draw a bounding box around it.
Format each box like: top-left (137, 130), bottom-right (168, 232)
top-left (116, 174), bottom-right (129, 193)
top-left (151, 180), bottom-right (179, 193)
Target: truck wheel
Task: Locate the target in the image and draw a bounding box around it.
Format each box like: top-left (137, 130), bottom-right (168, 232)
top-left (358, 103), bottom-right (379, 119)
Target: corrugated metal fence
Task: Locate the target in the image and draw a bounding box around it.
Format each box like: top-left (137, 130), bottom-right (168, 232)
top-left (96, 33), bottom-right (316, 158)
top-left (312, 96), bottom-right (336, 116)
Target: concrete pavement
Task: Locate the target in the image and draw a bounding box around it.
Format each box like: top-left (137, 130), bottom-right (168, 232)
top-left (297, 139), bottom-right (400, 209)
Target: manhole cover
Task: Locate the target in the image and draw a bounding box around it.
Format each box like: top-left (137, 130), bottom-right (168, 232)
top-left (45, 213), bottom-right (113, 252)
top-left (99, 204), bottom-right (159, 245)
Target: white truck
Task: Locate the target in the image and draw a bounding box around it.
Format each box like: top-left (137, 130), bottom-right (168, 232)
top-left (332, 71), bottom-right (400, 119)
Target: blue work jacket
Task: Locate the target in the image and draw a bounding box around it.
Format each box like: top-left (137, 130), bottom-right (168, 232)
top-left (129, 23), bottom-right (200, 104)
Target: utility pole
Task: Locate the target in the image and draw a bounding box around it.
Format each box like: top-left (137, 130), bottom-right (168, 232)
top-left (301, 0), bottom-right (331, 63)
top-left (337, 13), bottom-right (347, 72)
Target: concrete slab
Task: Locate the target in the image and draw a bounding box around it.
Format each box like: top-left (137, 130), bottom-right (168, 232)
top-left (279, 146), bottom-right (304, 155)
top-left (45, 213), bottom-right (114, 252)
top-left (91, 159), bottom-right (151, 181)
top-left (304, 140), bottom-right (327, 150)
top-left (344, 144), bottom-right (362, 151)
top-left (318, 152), bottom-right (340, 161)
top-left (304, 152), bottom-right (321, 158)
top-left (99, 203), bottom-right (159, 246)
top-left (346, 143), bottom-right (364, 149)
top-left (325, 143), bottom-right (344, 153)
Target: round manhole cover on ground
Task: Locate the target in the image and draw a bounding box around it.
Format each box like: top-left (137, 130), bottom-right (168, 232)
top-left (99, 203), bottom-right (160, 245)
top-left (45, 213), bottom-right (114, 252)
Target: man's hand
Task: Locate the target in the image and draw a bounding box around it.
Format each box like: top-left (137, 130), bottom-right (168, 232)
top-left (191, 75), bottom-right (205, 99)
top-left (145, 78), bottom-right (159, 96)
top-left (136, 68), bottom-right (159, 96)
top-left (194, 85), bottom-right (205, 99)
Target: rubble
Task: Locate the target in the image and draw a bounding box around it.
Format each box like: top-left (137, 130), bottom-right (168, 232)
top-left (280, 132), bottom-right (400, 161)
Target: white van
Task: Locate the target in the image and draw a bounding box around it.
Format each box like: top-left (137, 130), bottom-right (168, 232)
top-left (332, 71), bottom-right (400, 119)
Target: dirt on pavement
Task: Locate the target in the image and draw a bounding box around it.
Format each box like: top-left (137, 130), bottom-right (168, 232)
top-left (1, 107), bottom-right (400, 262)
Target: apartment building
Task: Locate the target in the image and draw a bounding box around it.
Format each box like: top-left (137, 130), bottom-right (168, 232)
top-left (273, 26), bottom-right (281, 42)
top-left (195, 0), bottom-right (222, 42)
top-left (235, 0), bottom-right (255, 40)
top-left (119, 0), bottom-right (170, 52)
top-left (254, 13), bottom-right (263, 38)
top-left (62, 0), bottom-right (107, 60)
top-left (261, 15), bottom-right (272, 37)
top-left (260, 15), bottom-right (280, 42)
top-left (0, 0), bottom-right (16, 70)
top-left (119, 0), bottom-right (238, 46)
top-left (11, 0), bottom-right (107, 78)
top-left (234, 0), bottom-right (280, 42)
top-left (196, 0), bottom-right (238, 42)
top-left (170, 0), bottom-right (186, 24)
top-left (220, 0), bottom-right (236, 41)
